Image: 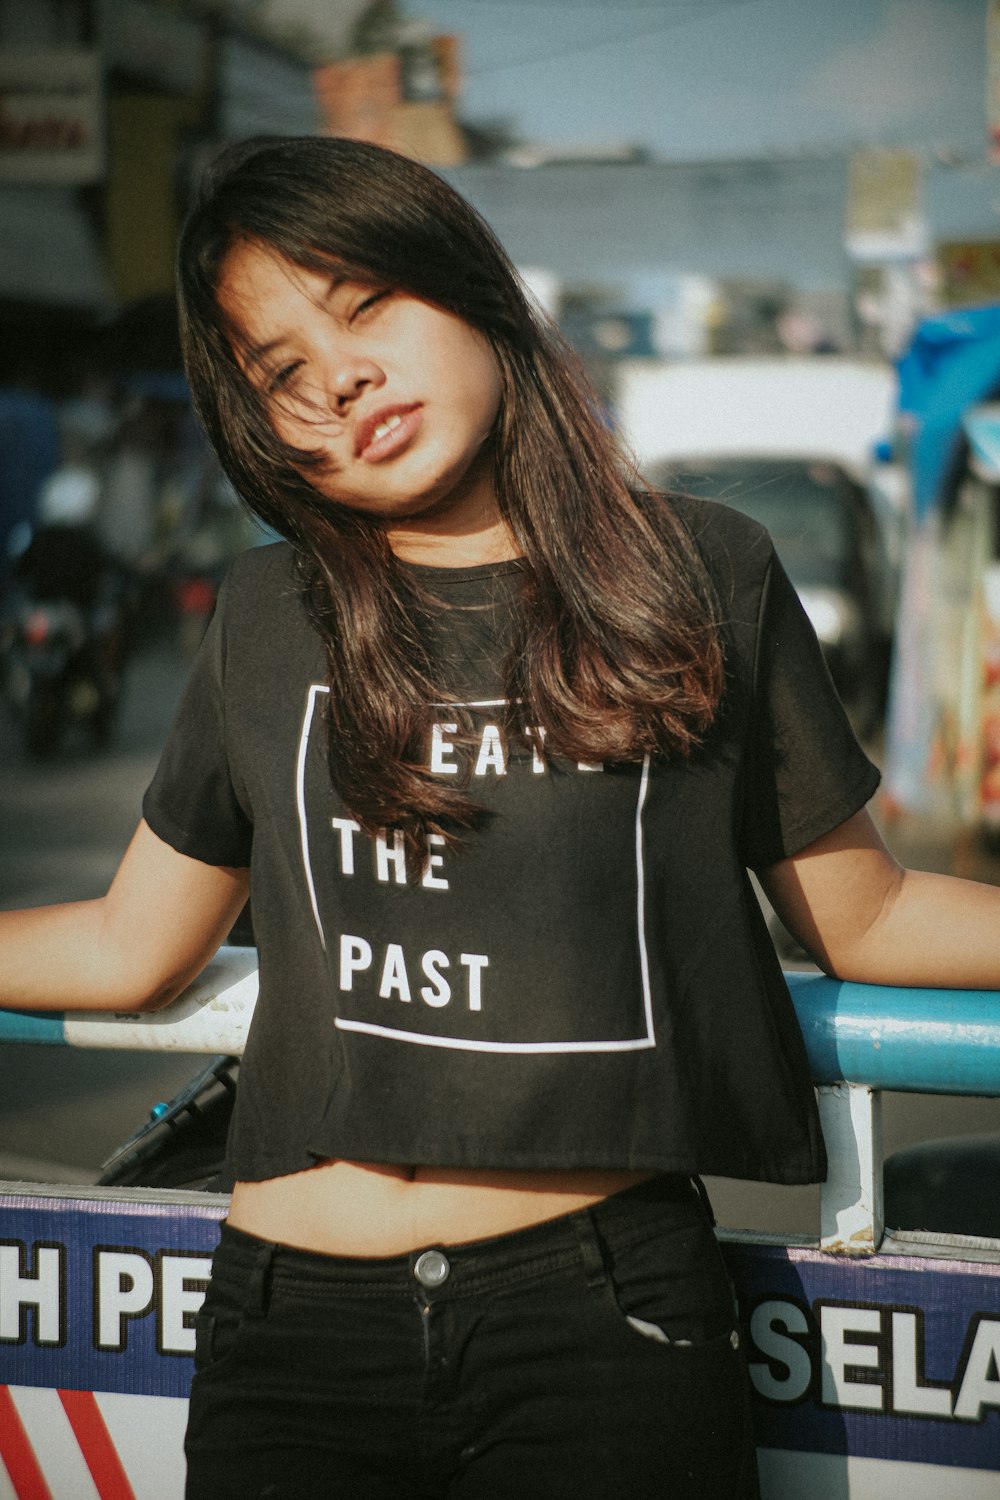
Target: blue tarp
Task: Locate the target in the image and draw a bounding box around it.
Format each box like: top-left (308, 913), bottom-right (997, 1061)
top-left (897, 303), bottom-right (1000, 519)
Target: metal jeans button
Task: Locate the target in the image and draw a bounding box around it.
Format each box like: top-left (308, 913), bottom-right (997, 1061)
top-left (414, 1249), bottom-right (450, 1288)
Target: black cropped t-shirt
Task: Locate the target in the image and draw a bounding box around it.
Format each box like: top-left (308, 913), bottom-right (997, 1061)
top-left (143, 495), bottom-right (880, 1184)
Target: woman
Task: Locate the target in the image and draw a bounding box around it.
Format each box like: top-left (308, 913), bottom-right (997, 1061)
top-left (3, 136), bottom-right (1000, 1499)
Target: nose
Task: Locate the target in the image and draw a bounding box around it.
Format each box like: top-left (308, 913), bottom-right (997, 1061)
top-left (327, 355), bottom-right (384, 411)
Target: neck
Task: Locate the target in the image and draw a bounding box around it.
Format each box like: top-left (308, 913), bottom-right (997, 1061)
top-left (387, 513), bottom-right (520, 568)
top-left (384, 452), bottom-right (521, 567)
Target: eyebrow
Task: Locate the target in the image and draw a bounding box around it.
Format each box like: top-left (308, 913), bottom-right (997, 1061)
top-left (242, 338), bottom-right (282, 374)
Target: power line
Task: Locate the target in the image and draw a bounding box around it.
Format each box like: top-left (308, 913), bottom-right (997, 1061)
top-left (454, 1), bottom-right (759, 80)
top-left (426, 2), bottom-right (711, 9)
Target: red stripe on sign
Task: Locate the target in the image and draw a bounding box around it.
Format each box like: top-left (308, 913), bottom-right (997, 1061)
top-left (57, 1390), bottom-right (137, 1500)
top-left (0, 1385), bottom-right (54, 1500)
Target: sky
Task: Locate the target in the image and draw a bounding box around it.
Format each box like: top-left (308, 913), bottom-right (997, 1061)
top-left (268, 0), bottom-right (991, 162)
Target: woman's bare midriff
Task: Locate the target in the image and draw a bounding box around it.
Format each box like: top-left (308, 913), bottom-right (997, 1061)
top-left (227, 1161), bottom-right (658, 1257)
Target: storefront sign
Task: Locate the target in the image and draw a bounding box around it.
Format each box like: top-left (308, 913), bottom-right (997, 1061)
top-left (0, 51), bottom-right (103, 185)
top-left (846, 149), bottom-right (927, 262)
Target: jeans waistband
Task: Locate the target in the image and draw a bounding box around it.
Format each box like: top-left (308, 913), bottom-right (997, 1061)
top-left (211, 1174), bottom-right (709, 1307)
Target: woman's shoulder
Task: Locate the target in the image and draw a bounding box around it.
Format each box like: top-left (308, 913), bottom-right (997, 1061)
top-left (646, 489), bottom-right (776, 599)
top-left (226, 538), bottom-right (298, 591)
top-left (214, 540), bottom-right (314, 654)
top-left (221, 539), bottom-right (302, 616)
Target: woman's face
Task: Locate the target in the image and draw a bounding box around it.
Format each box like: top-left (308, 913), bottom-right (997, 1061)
top-left (217, 240), bottom-right (504, 540)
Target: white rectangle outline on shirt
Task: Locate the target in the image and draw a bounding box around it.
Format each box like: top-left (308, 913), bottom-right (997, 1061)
top-left (295, 683), bottom-right (656, 1054)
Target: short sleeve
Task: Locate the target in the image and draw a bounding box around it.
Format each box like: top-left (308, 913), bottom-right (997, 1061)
top-left (739, 552), bottom-right (881, 868)
top-left (142, 573), bottom-right (253, 867)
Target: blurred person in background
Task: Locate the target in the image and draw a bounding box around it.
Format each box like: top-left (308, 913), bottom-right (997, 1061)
top-left (4, 431), bottom-right (135, 753)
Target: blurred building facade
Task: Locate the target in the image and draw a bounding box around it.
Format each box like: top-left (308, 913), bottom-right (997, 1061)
top-left (3, 0), bottom-right (998, 398)
top-left (0, 0), bottom-right (321, 394)
top-left (0, 0), bottom-right (331, 575)
top-left (314, 1), bottom-right (466, 166)
top-left (0, 0), bottom-right (497, 403)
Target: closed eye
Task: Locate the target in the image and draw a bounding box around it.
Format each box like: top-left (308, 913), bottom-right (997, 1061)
top-left (351, 288), bottom-right (391, 321)
top-left (267, 360), bottom-right (304, 394)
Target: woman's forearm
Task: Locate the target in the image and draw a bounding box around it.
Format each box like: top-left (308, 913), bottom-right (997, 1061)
top-left (0, 820), bottom-right (251, 1015)
top-left (837, 866), bottom-right (1000, 990)
top-left (761, 809), bottom-right (1000, 991)
top-left (0, 898), bottom-right (146, 1011)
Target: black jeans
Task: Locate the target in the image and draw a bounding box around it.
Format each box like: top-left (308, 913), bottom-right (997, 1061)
top-left (185, 1176), bottom-right (759, 1498)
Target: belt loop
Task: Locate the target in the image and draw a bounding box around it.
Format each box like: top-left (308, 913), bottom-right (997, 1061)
top-left (243, 1242), bottom-right (276, 1319)
top-left (573, 1209), bottom-right (607, 1288)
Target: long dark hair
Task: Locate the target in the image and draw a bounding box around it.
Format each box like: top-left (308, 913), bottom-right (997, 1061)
top-left (177, 136), bottom-right (724, 858)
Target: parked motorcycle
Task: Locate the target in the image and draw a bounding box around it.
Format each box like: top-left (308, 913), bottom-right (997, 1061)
top-left (96, 1054), bottom-right (239, 1194)
top-left (0, 522), bottom-right (133, 757)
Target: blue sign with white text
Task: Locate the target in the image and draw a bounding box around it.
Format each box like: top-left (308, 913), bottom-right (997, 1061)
top-left (725, 1241), bottom-right (1000, 1471)
top-left (1, 1188), bottom-right (999, 1476)
top-left (0, 1189), bottom-right (224, 1397)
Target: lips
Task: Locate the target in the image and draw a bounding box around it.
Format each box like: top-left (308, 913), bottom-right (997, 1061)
top-left (354, 403), bottom-right (423, 461)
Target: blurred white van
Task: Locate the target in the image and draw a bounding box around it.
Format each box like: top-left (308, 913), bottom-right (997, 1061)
top-left (616, 357), bottom-right (899, 730)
